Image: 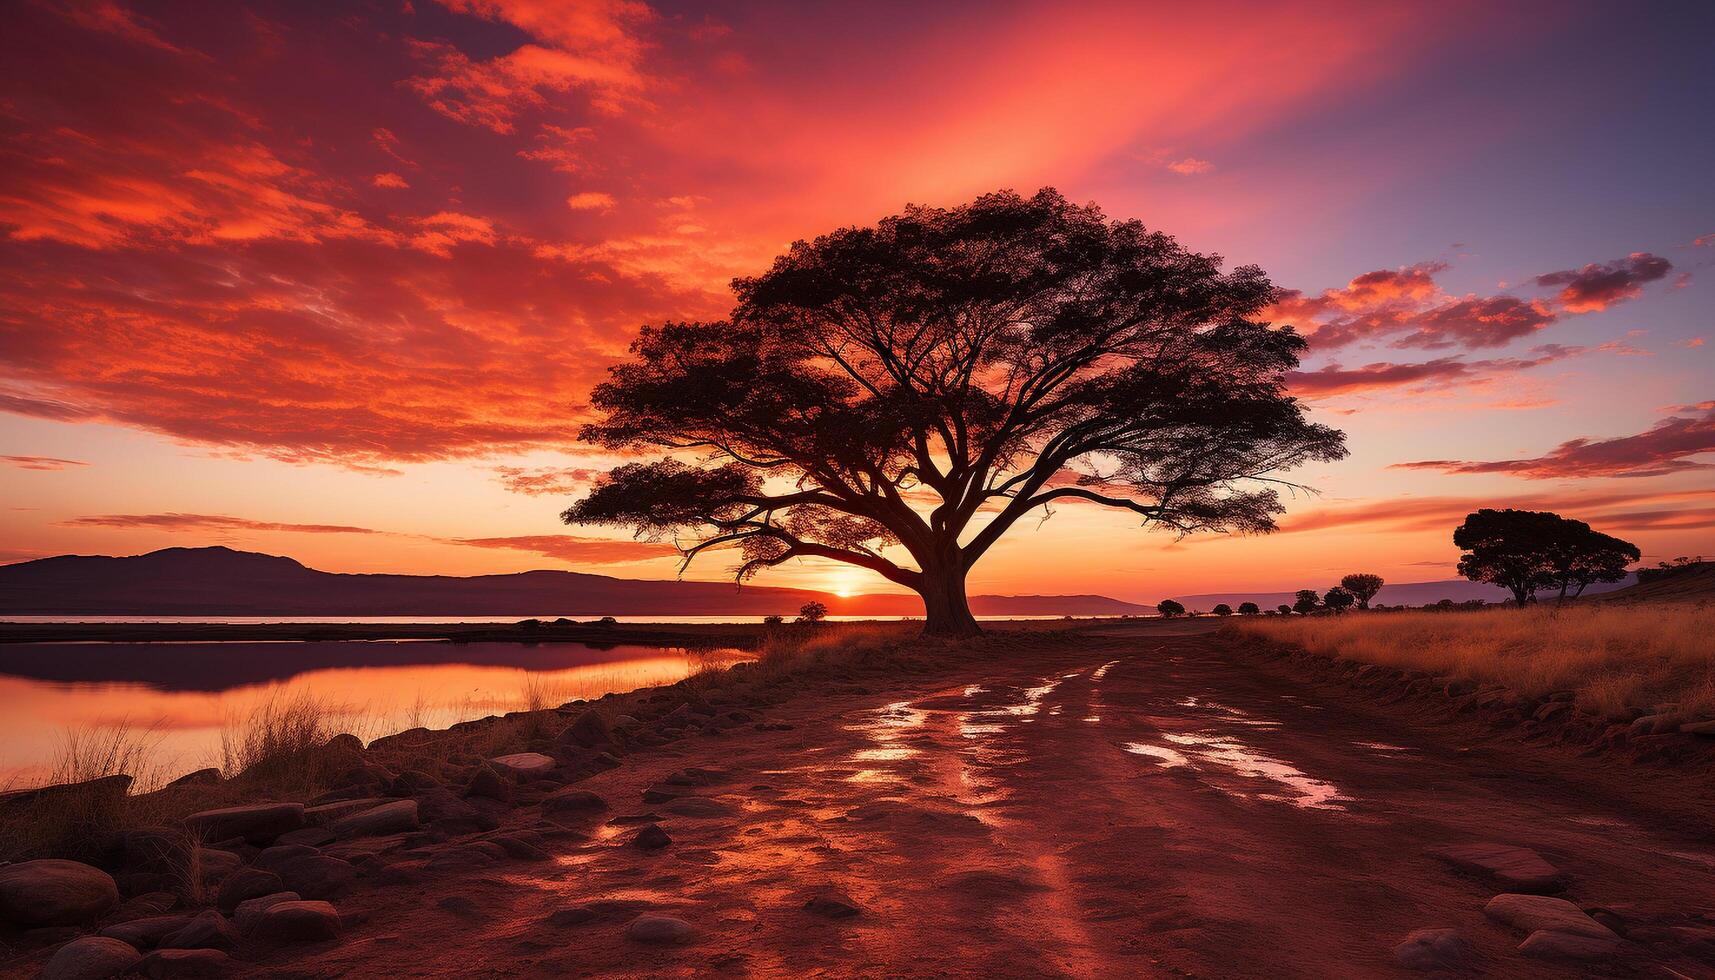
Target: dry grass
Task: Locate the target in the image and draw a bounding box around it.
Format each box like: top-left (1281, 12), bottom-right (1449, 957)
top-left (218, 687), bottom-right (338, 790)
top-left (51, 721), bottom-right (168, 790)
top-left (1239, 603), bottom-right (1715, 718)
top-left (750, 621), bottom-right (915, 676)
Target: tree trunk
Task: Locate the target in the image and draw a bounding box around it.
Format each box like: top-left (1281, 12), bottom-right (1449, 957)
top-left (917, 563), bottom-right (982, 638)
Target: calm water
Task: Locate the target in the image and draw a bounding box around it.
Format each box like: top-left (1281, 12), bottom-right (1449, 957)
top-left (0, 640), bottom-right (749, 790)
top-left (1, 614), bottom-right (1082, 624)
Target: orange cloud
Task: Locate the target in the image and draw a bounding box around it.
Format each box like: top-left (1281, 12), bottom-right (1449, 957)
top-left (449, 534), bottom-right (675, 564)
top-left (1281, 488), bottom-right (1715, 535)
top-left (493, 466), bottom-right (602, 496)
top-left (2, 455), bottom-right (89, 471)
top-left (59, 513), bottom-right (381, 534)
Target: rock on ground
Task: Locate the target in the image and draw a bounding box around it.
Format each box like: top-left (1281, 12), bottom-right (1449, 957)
top-left (40, 936), bottom-right (142, 980)
top-left (1392, 928), bottom-right (1474, 971)
top-left (542, 788), bottom-right (609, 816)
top-left (632, 824), bottom-right (672, 850)
top-left (560, 709), bottom-right (611, 748)
top-left (1483, 894), bottom-right (1618, 940)
top-left (0, 859), bottom-right (119, 927)
top-left (271, 854), bottom-right (356, 899)
top-left (136, 948), bottom-right (230, 978)
top-left (234, 891), bottom-right (301, 933)
top-left (215, 866), bottom-right (284, 911)
top-left (253, 899), bottom-right (342, 943)
top-left (488, 752), bottom-right (556, 777)
top-left (805, 893), bottom-right (862, 919)
top-left (158, 909), bottom-right (236, 950)
top-left (626, 913), bottom-right (696, 945)
top-left (1519, 928), bottom-right (1622, 960)
top-left (99, 914), bottom-right (195, 949)
top-left (184, 802), bottom-right (306, 844)
top-left (328, 799), bottom-right (420, 839)
top-left (1428, 843), bottom-right (1563, 892)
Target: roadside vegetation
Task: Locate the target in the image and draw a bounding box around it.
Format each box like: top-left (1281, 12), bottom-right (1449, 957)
top-left (1238, 603), bottom-right (1715, 719)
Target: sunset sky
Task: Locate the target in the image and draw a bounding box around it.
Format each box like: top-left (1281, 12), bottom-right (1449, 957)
top-left (2, 0), bottom-right (1711, 602)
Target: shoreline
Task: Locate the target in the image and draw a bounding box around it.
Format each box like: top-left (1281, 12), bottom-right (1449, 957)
top-left (0, 615), bottom-right (1165, 645)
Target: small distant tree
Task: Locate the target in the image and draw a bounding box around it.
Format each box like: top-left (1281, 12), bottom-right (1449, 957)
top-left (1292, 589), bottom-right (1320, 615)
top-left (1156, 599), bottom-right (1186, 619)
top-left (1322, 586), bottom-right (1354, 613)
top-left (796, 601), bottom-right (828, 623)
top-left (1238, 601), bottom-right (1260, 615)
top-left (762, 614), bottom-right (784, 626)
top-left (1212, 603), bottom-right (1233, 616)
top-left (1276, 604), bottom-right (1293, 616)
top-left (1340, 573), bottom-right (1384, 610)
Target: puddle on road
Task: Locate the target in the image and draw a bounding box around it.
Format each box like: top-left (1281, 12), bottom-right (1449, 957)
top-left (1003, 678), bottom-right (1063, 718)
top-left (853, 746), bottom-right (919, 761)
top-left (1156, 732), bottom-right (1351, 810)
top-left (1356, 741), bottom-right (1413, 753)
top-left (1090, 660), bottom-right (1121, 682)
top-left (1123, 742), bottom-right (1190, 766)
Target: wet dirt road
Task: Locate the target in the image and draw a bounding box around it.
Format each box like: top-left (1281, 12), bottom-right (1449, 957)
top-left (275, 628), bottom-right (1715, 978)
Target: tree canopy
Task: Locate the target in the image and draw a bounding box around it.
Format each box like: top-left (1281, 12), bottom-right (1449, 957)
top-left (1339, 573), bottom-right (1384, 609)
top-left (1292, 589), bottom-right (1320, 615)
top-left (564, 188), bottom-right (1346, 636)
top-left (1322, 586), bottom-right (1354, 612)
top-left (1237, 601), bottom-right (1260, 615)
top-left (1454, 509), bottom-right (1638, 607)
top-left (1156, 599), bottom-right (1186, 618)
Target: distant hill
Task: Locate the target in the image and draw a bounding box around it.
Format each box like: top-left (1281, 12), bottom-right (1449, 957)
top-left (1590, 561), bottom-right (1714, 604)
top-left (1171, 575), bottom-right (1635, 612)
top-left (0, 547), bottom-right (1153, 618)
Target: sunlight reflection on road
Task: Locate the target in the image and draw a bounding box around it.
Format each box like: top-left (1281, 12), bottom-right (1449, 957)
top-left (1154, 731), bottom-right (1351, 810)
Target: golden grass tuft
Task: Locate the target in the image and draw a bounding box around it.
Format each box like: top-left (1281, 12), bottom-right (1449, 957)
top-left (1239, 603), bottom-right (1715, 718)
top-left (219, 687), bottom-right (338, 790)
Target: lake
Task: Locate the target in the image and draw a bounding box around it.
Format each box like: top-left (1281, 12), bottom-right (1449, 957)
top-left (0, 639), bottom-right (749, 790)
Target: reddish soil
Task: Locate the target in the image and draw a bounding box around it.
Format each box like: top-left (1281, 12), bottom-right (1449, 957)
top-left (223, 625), bottom-right (1715, 977)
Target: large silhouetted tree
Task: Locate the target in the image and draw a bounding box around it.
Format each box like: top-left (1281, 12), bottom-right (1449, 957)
top-left (1455, 509), bottom-right (1560, 607)
top-left (564, 189), bottom-right (1347, 637)
top-left (1546, 522), bottom-right (1639, 603)
top-left (1454, 509), bottom-right (1638, 608)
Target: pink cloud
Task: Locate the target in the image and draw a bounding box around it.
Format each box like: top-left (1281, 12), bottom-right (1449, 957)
top-left (1394, 402), bottom-right (1715, 479)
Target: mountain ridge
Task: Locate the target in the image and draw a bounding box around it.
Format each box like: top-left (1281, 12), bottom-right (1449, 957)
top-left (0, 546), bottom-right (1153, 617)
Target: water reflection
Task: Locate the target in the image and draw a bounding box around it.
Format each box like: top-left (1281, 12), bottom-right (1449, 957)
top-left (1154, 732), bottom-right (1350, 810)
top-left (0, 641), bottom-right (748, 788)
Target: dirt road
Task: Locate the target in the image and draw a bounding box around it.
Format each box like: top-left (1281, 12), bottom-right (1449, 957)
top-left (261, 626), bottom-right (1715, 978)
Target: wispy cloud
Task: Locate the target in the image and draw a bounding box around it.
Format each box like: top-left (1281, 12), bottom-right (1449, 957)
top-left (2, 455), bottom-right (89, 471)
top-left (1394, 402), bottom-right (1715, 479)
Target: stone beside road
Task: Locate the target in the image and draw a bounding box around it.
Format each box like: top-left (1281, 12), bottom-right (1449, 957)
top-left (39, 936), bottom-right (143, 980)
top-left (0, 859), bottom-right (120, 928)
top-left (1483, 893), bottom-right (1619, 941)
top-left (1428, 842), bottom-right (1563, 892)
